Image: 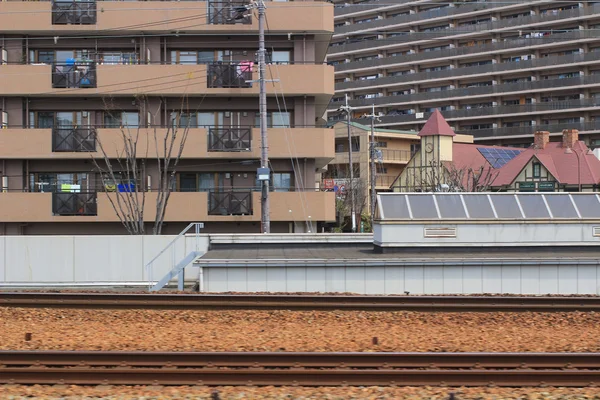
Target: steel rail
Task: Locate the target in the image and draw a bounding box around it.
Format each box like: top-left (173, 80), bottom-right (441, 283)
top-left (2, 293), bottom-right (600, 311)
top-left (1, 351), bottom-right (600, 386)
top-left (1, 351), bottom-right (600, 369)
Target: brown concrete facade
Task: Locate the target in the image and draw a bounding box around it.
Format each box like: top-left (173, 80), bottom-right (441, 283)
top-left (0, 0), bottom-right (334, 235)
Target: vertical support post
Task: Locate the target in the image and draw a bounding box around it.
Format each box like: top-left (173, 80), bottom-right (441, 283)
top-left (178, 269), bottom-right (185, 291)
top-left (370, 104), bottom-right (376, 231)
top-left (346, 94), bottom-right (356, 233)
top-left (258, 0), bottom-right (270, 234)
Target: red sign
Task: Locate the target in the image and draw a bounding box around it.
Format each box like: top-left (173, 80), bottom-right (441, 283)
top-left (323, 179), bottom-right (335, 190)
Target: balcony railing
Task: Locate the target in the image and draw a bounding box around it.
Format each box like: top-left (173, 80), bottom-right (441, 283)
top-left (329, 6), bottom-right (599, 55)
top-left (52, 127), bottom-right (96, 152)
top-left (338, 75), bottom-right (600, 109)
top-left (52, 192), bottom-right (98, 216)
top-left (376, 149), bottom-right (412, 163)
top-left (462, 121), bottom-right (600, 139)
top-left (334, 30), bottom-right (600, 73)
top-left (208, 127), bottom-right (252, 151)
top-left (375, 175), bottom-right (397, 188)
top-left (368, 99), bottom-right (600, 127)
top-left (52, 62), bottom-right (97, 89)
top-left (52, 0), bottom-right (97, 25)
top-left (207, 62), bottom-right (252, 88)
top-left (208, 190), bottom-right (253, 216)
top-left (207, 0), bottom-right (252, 25)
top-left (336, 52), bottom-right (598, 92)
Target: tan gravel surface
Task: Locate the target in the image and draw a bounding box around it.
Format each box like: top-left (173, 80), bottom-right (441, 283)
top-left (1, 308), bottom-right (600, 352)
top-left (2, 385), bottom-right (600, 399)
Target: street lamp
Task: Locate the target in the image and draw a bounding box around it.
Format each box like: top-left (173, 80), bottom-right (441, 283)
top-left (564, 146), bottom-right (594, 192)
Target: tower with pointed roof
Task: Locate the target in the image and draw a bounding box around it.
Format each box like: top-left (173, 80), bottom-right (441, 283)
top-left (418, 109), bottom-right (456, 164)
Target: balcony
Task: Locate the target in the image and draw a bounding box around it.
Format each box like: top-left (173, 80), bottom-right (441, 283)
top-left (465, 121), bottom-right (600, 140)
top-left (375, 175), bottom-right (397, 189)
top-left (208, 127), bottom-right (252, 152)
top-left (52, 127), bottom-right (96, 152)
top-left (52, 0), bottom-right (96, 25)
top-left (0, 127), bottom-right (334, 162)
top-left (1, 64), bottom-right (333, 97)
top-left (377, 149), bottom-right (412, 164)
top-left (207, 0), bottom-right (252, 25)
top-left (339, 75), bottom-right (600, 110)
top-left (207, 62), bottom-right (252, 88)
top-left (208, 190), bottom-right (253, 216)
top-left (370, 99), bottom-right (600, 127)
top-left (334, 31), bottom-right (600, 73)
top-left (0, 1), bottom-right (333, 34)
top-left (336, 53), bottom-right (600, 92)
top-left (0, 191), bottom-right (335, 223)
top-left (52, 62), bottom-right (97, 89)
top-left (52, 192), bottom-right (98, 216)
top-left (329, 6), bottom-right (600, 55)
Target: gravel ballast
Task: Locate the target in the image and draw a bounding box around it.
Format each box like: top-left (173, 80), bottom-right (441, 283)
top-left (1, 308), bottom-right (600, 352)
top-left (1, 385), bottom-right (600, 399)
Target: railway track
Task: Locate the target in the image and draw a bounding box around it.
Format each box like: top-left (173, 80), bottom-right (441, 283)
top-left (2, 292), bottom-right (600, 311)
top-left (1, 351), bottom-right (599, 386)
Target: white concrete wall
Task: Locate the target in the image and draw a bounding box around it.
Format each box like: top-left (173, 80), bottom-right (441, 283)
top-left (0, 235), bottom-right (209, 284)
top-left (203, 264), bottom-right (600, 295)
top-left (375, 223), bottom-right (600, 247)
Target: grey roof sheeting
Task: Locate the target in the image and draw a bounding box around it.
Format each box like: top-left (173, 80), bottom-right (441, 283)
top-left (197, 245), bottom-right (600, 267)
top-left (377, 193), bottom-right (600, 221)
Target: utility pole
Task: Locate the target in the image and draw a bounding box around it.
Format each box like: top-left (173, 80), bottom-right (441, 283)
top-left (258, 0), bottom-right (270, 234)
top-left (338, 95), bottom-right (356, 232)
top-left (366, 104), bottom-right (379, 231)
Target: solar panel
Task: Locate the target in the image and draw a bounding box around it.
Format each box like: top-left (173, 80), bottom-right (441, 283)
top-left (477, 147), bottom-right (522, 169)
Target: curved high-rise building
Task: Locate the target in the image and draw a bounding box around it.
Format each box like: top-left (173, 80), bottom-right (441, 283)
top-left (327, 0), bottom-right (600, 147)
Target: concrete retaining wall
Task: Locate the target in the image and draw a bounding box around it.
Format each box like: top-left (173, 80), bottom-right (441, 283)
top-left (0, 235), bottom-right (209, 284)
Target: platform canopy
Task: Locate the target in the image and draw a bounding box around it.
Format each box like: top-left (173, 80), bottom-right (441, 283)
top-left (376, 192), bottom-right (600, 221)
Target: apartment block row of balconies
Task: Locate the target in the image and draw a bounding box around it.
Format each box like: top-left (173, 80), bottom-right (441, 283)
top-left (1, 0), bottom-right (332, 33)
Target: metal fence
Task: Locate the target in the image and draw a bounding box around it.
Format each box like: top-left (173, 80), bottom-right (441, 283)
top-left (52, 63), bottom-right (97, 89)
top-left (208, 127), bottom-right (252, 151)
top-left (208, 190), bottom-right (253, 216)
top-left (207, 62), bottom-right (252, 88)
top-left (52, 192), bottom-right (98, 216)
top-left (52, 0), bottom-right (97, 25)
top-left (52, 127), bottom-right (96, 152)
top-left (207, 0), bottom-right (251, 25)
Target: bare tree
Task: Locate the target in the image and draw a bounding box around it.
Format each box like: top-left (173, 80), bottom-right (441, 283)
top-left (398, 160), bottom-right (499, 192)
top-left (327, 164), bottom-right (369, 232)
top-left (91, 97), bottom-right (192, 235)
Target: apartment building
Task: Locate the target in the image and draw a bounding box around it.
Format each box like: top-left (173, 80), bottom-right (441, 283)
top-left (327, 0), bottom-right (600, 148)
top-left (0, 0), bottom-right (335, 235)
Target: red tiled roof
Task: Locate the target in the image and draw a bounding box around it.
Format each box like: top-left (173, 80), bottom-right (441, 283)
top-left (445, 143), bottom-right (523, 189)
top-left (493, 141), bottom-right (600, 186)
top-left (418, 109), bottom-right (456, 137)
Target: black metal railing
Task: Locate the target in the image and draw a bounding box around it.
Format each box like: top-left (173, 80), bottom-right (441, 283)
top-left (52, 192), bottom-right (97, 216)
top-left (208, 127), bottom-right (251, 151)
top-left (52, 62), bottom-right (97, 89)
top-left (207, 62), bottom-right (252, 88)
top-left (207, 0), bottom-right (251, 25)
top-left (208, 190), bottom-right (253, 216)
top-left (52, 127), bottom-right (96, 152)
top-left (52, 0), bottom-right (97, 25)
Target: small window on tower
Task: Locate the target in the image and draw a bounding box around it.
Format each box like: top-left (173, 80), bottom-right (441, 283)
top-left (532, 162), bottom-right (541, 178)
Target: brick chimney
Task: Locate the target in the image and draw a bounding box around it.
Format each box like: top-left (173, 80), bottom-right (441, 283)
top-left (562, 129), bottom-right (579, 149)
top-left (533, 131), bottom-right (549, 150)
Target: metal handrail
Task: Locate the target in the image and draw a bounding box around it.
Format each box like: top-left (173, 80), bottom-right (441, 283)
top-left (145, 222), bottom-right (204, 290)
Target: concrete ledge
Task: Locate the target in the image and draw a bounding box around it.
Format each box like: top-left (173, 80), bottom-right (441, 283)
top-left (208, 233), bottom-right (373, 245)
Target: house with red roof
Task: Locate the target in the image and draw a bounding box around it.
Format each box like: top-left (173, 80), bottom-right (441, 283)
top-left (391, 110), bottom-right (600, 192)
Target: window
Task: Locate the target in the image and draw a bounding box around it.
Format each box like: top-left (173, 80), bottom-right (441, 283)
top-left (254, 112), bottom-right (291, 128)
top-left (532, 162), bottom-right (541, 178)
top-left (272, 173), bottom-right (292, 192)
top-left (104, 112), bottom-right (139, 128)
top-left (268, 50), bottom-right (291, 65)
